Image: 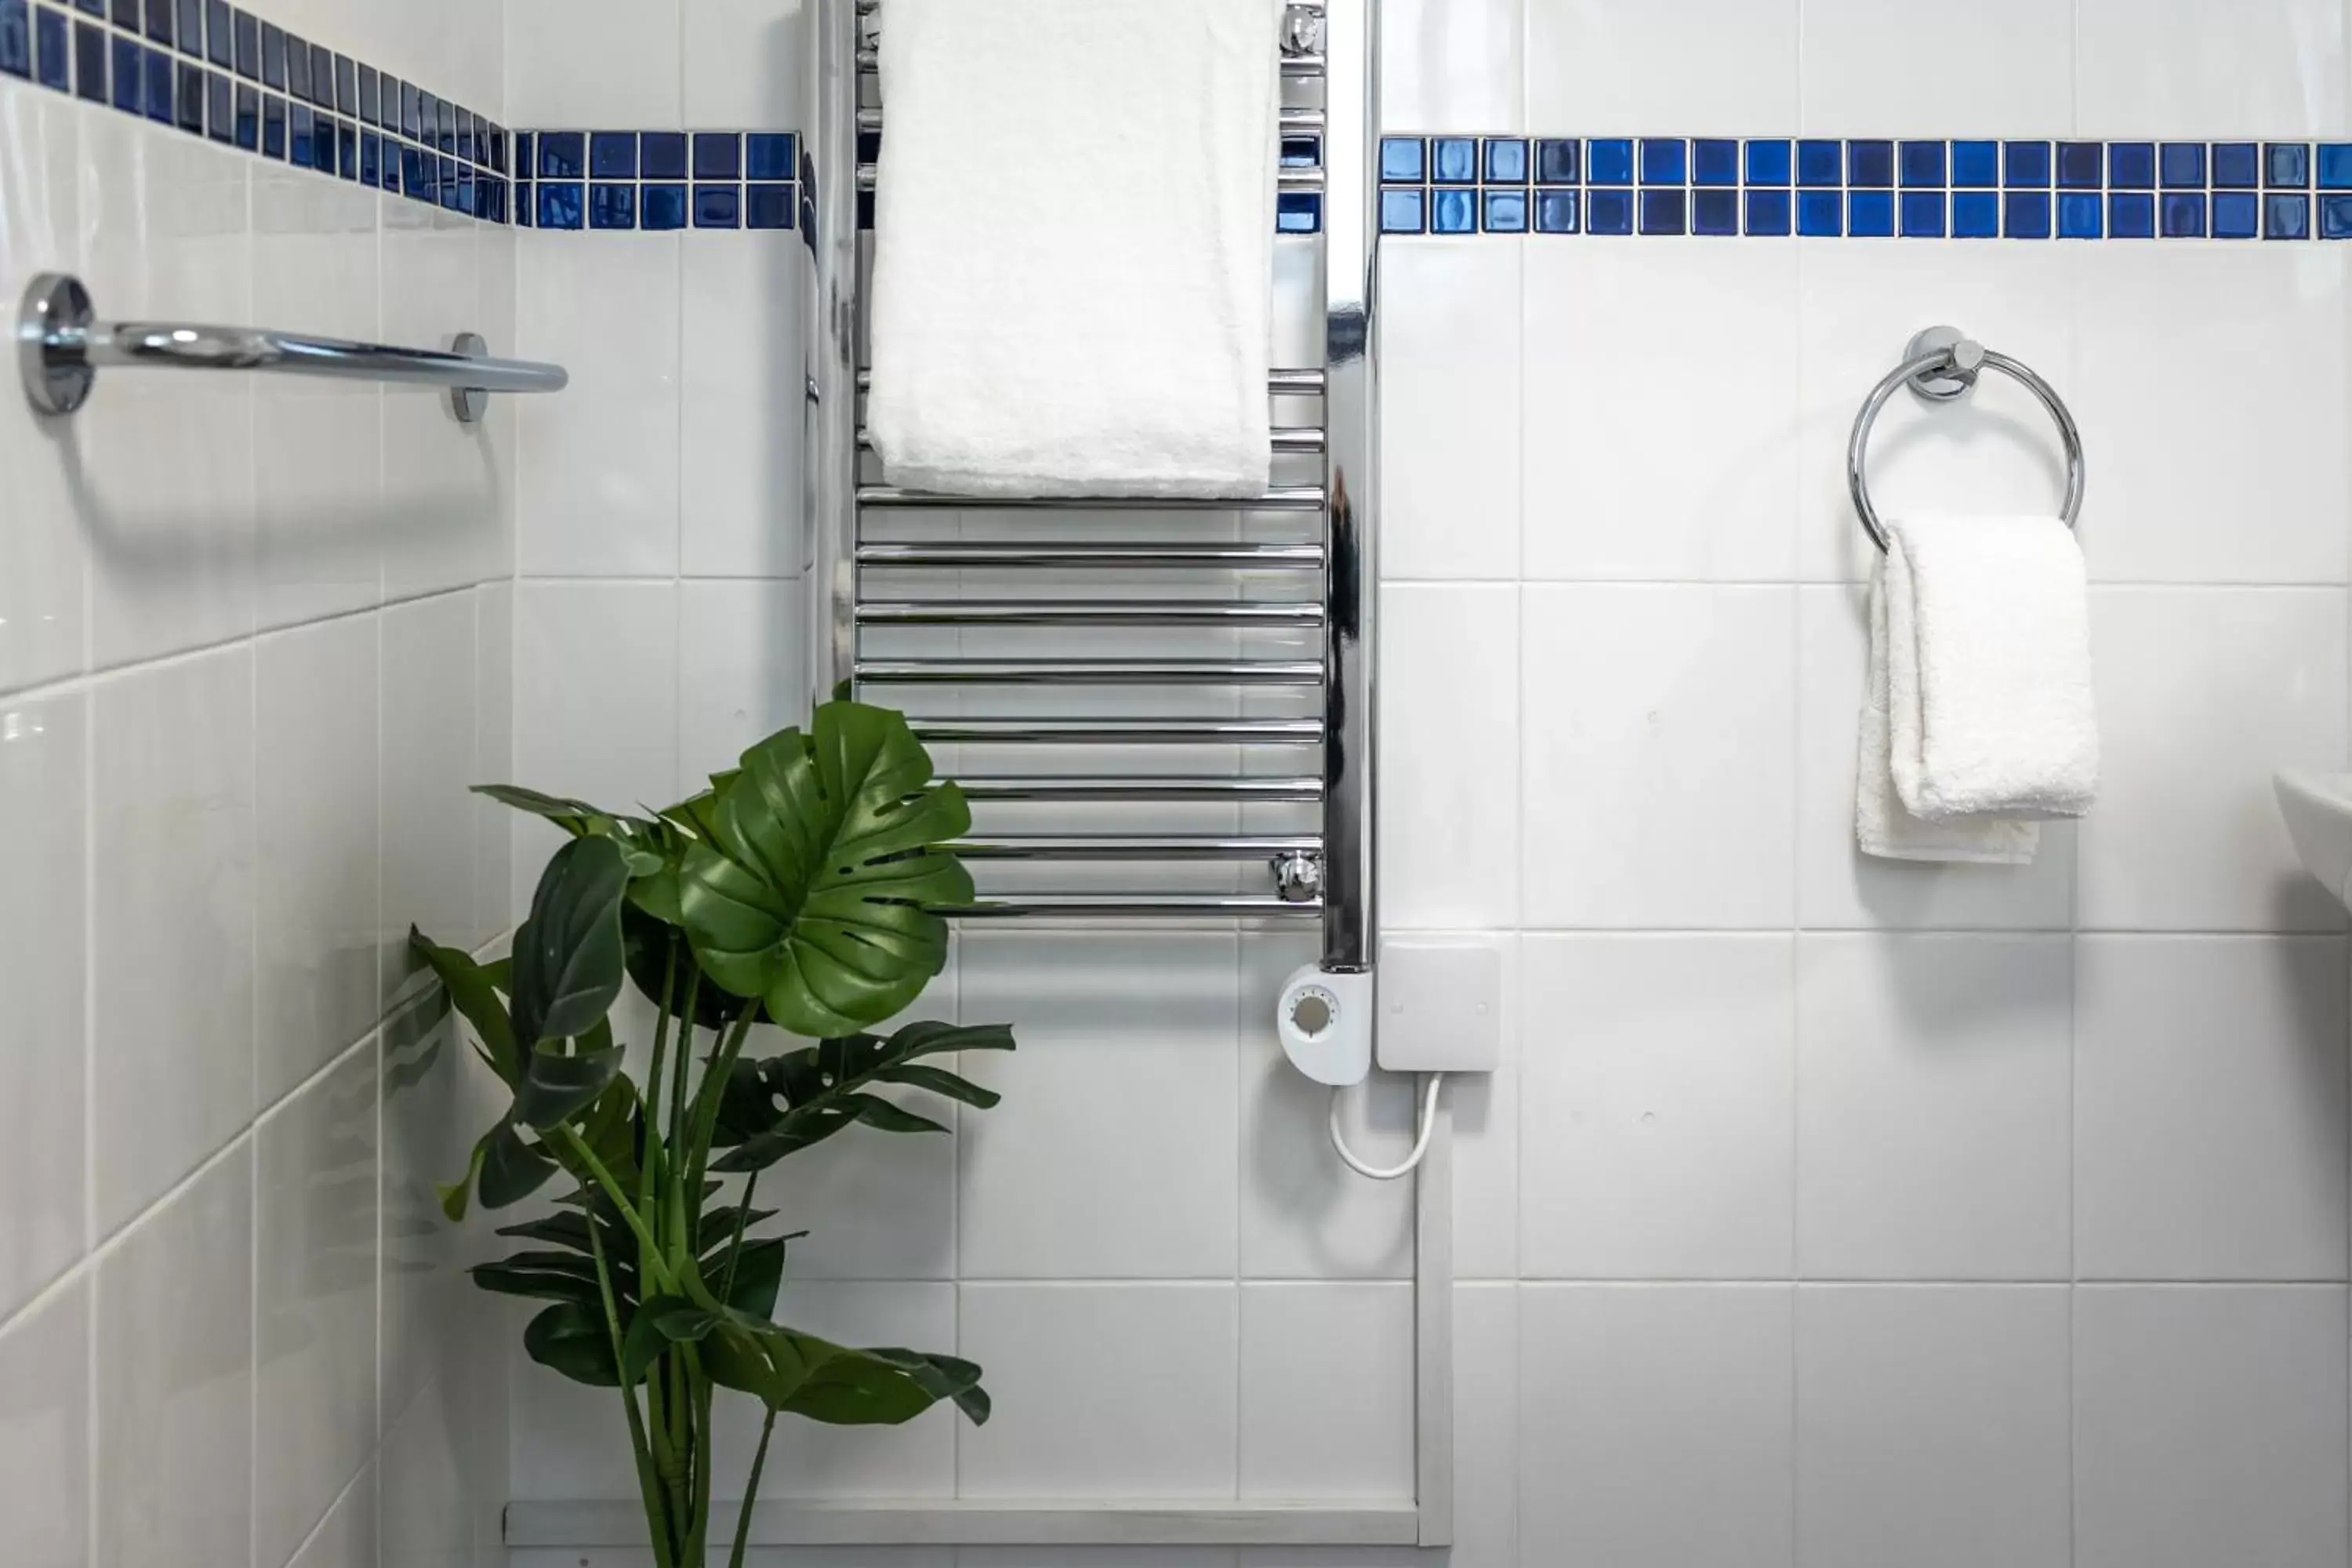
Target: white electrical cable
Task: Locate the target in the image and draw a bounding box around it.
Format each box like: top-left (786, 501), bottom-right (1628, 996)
top-left (1327, 1072), bottom-right (1446, 1181)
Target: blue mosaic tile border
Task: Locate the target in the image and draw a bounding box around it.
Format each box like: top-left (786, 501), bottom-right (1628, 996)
top-left (517, 129), bottom-right (804, 234)
top-left (0, 0), bottom-right (515, 218)
top-left (1380, 135), bottom-right (2352, 240)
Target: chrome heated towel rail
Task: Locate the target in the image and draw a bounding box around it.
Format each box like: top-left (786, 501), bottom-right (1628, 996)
top-left (811, 0), bottom-right (1378, 970)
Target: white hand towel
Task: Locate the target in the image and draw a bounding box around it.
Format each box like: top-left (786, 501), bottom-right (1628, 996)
top-left (1857, 568), bottom-right (2042, 864)
top-left (1884, 514), bottom-right (2100, 822)
top-left (865, 0), bottom-right (1283, 499)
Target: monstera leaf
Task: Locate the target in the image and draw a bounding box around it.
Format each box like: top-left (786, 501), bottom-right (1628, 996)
top-left (711, 1022), bottom-right (1014, 1175)
top-left (677, 703), bottom-right (974, 1036)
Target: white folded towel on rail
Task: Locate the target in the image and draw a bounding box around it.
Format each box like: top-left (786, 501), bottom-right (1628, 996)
top-left (864, 0), bottom-right (1284, 499)
top-left (1857, 514), bottom-right (2100, 863)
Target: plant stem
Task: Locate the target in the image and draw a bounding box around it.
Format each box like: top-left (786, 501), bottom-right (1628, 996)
top-left (729, 1410), bottom-right (778, 1568)
top-left (555, 1127), bottom-right (679, 1296)
top-left (684, 1341), bottom-right (717, 1566)
top-left (685, 1005), bottom-right (764, 1223)
top-left (718, 1171), bottom-right (760, 1304)
top-left (585, 1192), bottom-right (676, 1568)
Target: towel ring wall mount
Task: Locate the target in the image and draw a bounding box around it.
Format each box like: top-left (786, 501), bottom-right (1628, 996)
top-left (1848, 323), bottom-right (2085, 554)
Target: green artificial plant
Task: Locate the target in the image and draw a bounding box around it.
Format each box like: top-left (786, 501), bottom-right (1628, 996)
top-left (413, 700), bottom-right (1008, 1568)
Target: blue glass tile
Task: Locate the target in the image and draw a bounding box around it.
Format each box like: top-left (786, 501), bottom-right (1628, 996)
top-left (0, 0), bottom-right (28, 78)
top-left (230, 78), bottom-right (257, 149)
top-left (2109, 191), bottom-right (2154, 238)
top-left (284, 28), bottom-right (308, 100)
top-left (1586, 138), bottom-right (1633, 186)
top-left (1483, 137), bottom-right (1527, 184)
top-left (260, 89), bottom-right (281, 156)
top-left (140, 45), bottom-right (170, 122)
top-left (34, 5), bottom-right (66, 90)
top-left (693, 132), bottom-right (740, 180)
top-left (2160, 143), bottom-right (2205, 189)
top-left (2321, 144), bottom-right (2352, 189)
top-left (2103, 140), bottom-right (2154, 190)
top-left (1796, 139), bottom-right (1842, 187)
top-left (2056, 141), bottom-right (2102, 188)
top-left (441, 158), bottom-right (463, 211)
top-left (2161, 192), bottom-right (2206, 238)
top-left (1795, 188), bottom-right (1842, 236)
top-left (2323, 194), bottom-right (2352, 239)
top-left (746, 132), bottom-right (795, 180)
top-left (2212, 142), bottom-right (2259, 188)
top-left (1692, 187), bottom-right (1737, 234)
top-left (1278, 191), bottom-right (1322, 232)
top-left (641, 183), bottom-right (686, 230)
top-left (172, 57), bottom-right (200, 132)
top-left (747, 182), bottom-right (794, 229)
top-left (1693, 138), bottom-right (1737, 187)
top-left (288, 101), bottom-right (310, 165)
top-left (1744, 139), bottom-right (1791, 187)
top-left (588, 131), bottom-right (635, 179)
top-left (2267, 191), bottom-right (2310, 239)
top-left (1639, 137), bottom-right (1685, 185)
top-left (1848, 189), bottom-right (1894, 235)
top-left (202, 0), bottom-right (226, 64)
top-left (1432, 136), bottom-right (1477, 184)
top-left (109, 34), bottom-right (136, 109)
top-left (1745, 187), bottom-right (1792, 236)
top-left (513, 130), bottom-right (534, 176)
top-left (140, 0), bottom-right (163, 42)
top-left (1848, 140), bottom-right (1894, 188)
top-left (538, 181), bottom-right (583, 230)
top-left (1899, 140), bottom-right (1944, 188)
top-left (356, 63), bottom-right (377, 125)
top-left (398, 144), bottom-right (423, 198)
top-left (308, 41), bottom-right (328, 104)
top-left (74, 19), bottom-right (103, 100)
top-left (332, 52), bottom-right (350, 113)
top-left (1483, 189), bottom-right (1527, 232)
top-left (232, 6), bottom-right (254, 78)
top-left (2212, 191), bottom-right (2259, 238)
top-left (1378, 135), bottom-right (1425, 182)
top-left (1534, 187), bottom-right (1578, 233)
top-left (458, 111), bottom-right (476, 164)
top-left (259, 17), bottom-right (280, 86)
top-left (1639, 187), bottom-right (1685, 234)
top-left (205, 67), bottom-right (228, 140)
top-left (1432, 186), bottom-right (1477, 233)
top-left (339, 118), bottom-right (356, 179)
top-left (172, 0), bottom-right (194, 53)
top-left (359, 125), bottom-right (379, 184)
top-left (2057, 191), bottom-right (2103, 238)
top-left (434, 95), bottom-right (453, 153)
top-left (1534, 138), bottom-right (1579, 185)
top-left (514, 180), bottom-right (532, 224)
top-left (2267, 142), bottom-right (2310, 187)
top-left (1952, 190), bottom-right (1999, 238)
top-left (539, 130), bottom-right (584, 179)
top-left (1378, 187), bottom-right (1425, 234)
top-left (2004, 140), bottom-right (2052, 188)
top-left (1900, 190), bottom-right (1945, 237)
top-left (1586, 187), bottom-right (1633, 234)
top-left (490, 178), bottom-right (508, 223)
top-left (490, 126), bottom-right (507, 174)
top-left (588, 182), bottom-right (634, 228)
top-left (108, 0), bottom-right (129, 20)
top-left (401, 82), bottom-right (423, 139)
top-left (1951, 140), bottom-right (1997, 188)
top-left (2004, 191), bottom-right (2051, 239)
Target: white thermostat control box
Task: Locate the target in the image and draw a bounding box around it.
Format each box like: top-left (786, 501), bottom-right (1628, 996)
top-left (1374, 938), bottom-right (1504, 1076)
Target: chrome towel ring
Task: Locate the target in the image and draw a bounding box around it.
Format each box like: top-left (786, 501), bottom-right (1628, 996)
top-left (1848, 324), bottom-right (2086, 554)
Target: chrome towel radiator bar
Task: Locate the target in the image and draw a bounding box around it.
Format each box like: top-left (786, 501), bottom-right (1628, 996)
top-left (16, 272), bottom-right (568, 425)
top-left (811, 0), bottom-right (1379, 972)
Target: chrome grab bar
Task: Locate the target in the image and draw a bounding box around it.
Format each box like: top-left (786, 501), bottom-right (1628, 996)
top-left (17, 273), bottom-right (569, 425)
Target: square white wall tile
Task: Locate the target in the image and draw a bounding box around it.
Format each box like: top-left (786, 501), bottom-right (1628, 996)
top-left (957, 1283), bottom-right (1240, 1500)
top-left (474, 581), bottom-right (516, 935)
top-left (1795, 243), bottom-right (2078, 584)
top-left (1519, 935), bottom-right (1795, 1280)
top-left (1795, 584), bottom-right (2077, 930)
top-left (2075, 1285), bottom-right (2350, 1568)
top-left (288, 1467), bottom-right (376, 1568)
top-left (1378, 240), bottom-right (1520, 582)
top-left (1524, 0), bottom-right (1796, 130)
top-left (682, 234), bottom-right (808, 579)
top-left (1450, 1283), bottom-right (1519, 1568)
top-left (0, 691), bottom-right (85, 1319)
top-left (1445, 930), bottom-right (1523, 1283)
top-left (1380, 0), bottom-right (1521, 132)
top-left (683, 0), bottom-right (808, 125)
top-left (254, 387), bottom-right (385, 633)
top-left (383, 590), bottom-right (483, 993)
top-left (2077, 0), bottom-right (2349, 137)
top-left (517, 392), bottom-right (685, 579)
top-left (678, 579), bottom-right (809, 793)
top-left (1795, 1286), bottom-right (2071, 1568)
top-left (2076, 936), bottom-right (2350, 1282)
top-left (2080, 588), bottom-right (2348, 933)
top-left (1521, 586), bottom-right (1796, 929)
top-left (1378, 585), bottom-right (1519, 929)
top-left (380, 1007), bottom-right (466, 1426)
top-left (1519, 1283), bottom-right (1795, 1568)
top-left (506, 0), bottom-right (684, 125)
top-left (2071, 247), bottom-right (2348, 585)
top-left (91, 644), bottom-right (256, 1236)
top-left (1523, 241), bottom-right (1798, 583)
top-left (959, 932), bottom-right (1240, 1279)
top-left (255, 1044), bottom-right (381, 1568)
top-left (381, 1377), bottom-right (470, 1568)
top-left (1798, 0), bottom-right (2073, 134)
top-left (726, 1283), bottom-right (960, 1501)
top-left (95, 1141), bottom-right (254, 1568)
top-left (257, 614), bottom-right (383, 1108)
top-left (0, 1278), bottom-right (89, 1568)
top-left (1795, 935), bottom-right (2072, 1281)
top-left (1238, 1283), bottom-right (1415, 1499)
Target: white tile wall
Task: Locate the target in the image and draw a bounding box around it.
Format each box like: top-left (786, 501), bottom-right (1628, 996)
top-left (0, 20), bottom-right (521, 1561)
